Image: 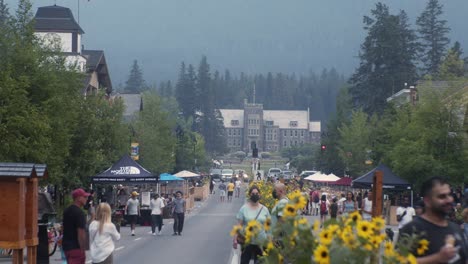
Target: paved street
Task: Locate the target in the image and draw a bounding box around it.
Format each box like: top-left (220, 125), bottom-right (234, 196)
top-left (44, 190), bottom-right (246, 264)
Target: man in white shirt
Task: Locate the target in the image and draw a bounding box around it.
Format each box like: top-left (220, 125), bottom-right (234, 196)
top-left (337, 193), bottom-right (347, 214)
top-left (396, 197), bottom-right (416, 231)
top-left (150, 194), bottom-right (165, 235)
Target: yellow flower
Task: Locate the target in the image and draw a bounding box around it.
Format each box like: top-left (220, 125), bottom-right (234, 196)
top-left (384, 241), bottom-right (395, 257)
top-left (319, 229), bottom-right (333, 246)
top-left (348, 211), bottom-right (362, 223)
top-left (363, 243), bottom-right (373, 251)
top-left (292, 195), bottom-right (307, 210)
top-left (371, 216), bottom-right (386, 231)
top-left (278, 254), bottom-right (284, 264)
top-left (407, 254), bottom-right (417, 264)
top-left (230, 225), bottom-right (242, 236)
top-left (283, 204), bottom-right (297, 217)
top-left (326, 224), bottom-right (339, 235)
top-left (369, 235), bottom-right (382, 249)
top-left (265, 240), bottom-right (275, 253)
top-left (416, 239), bottom-right (429, 255)
top-left (264, 218), bottom-right (272, 232)
top-left (313, 245), bottom-right (330, 264)
top-left (312, 220), bottom-right (320, 232)
top-left (356, 221), bottom-right (373, 238)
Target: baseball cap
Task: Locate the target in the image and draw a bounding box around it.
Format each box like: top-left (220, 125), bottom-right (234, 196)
top-left (72, 188), bottom-right (91, 199)
top-left (131, 191), bottom-right (139, 196)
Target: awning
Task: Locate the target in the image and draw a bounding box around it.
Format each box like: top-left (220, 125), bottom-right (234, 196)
top-left (174, 170), bottom-right (199, 178)
top-left (91, 155), bottom-right (158, 183)
top-left (329, 177), bottom-right (353, 186)
top-left (352, 164), bottom-right (411, 190)
top-left (159, 173), bottom-right (183, 181)
top-left (304, 172), bottom-right (339, 182)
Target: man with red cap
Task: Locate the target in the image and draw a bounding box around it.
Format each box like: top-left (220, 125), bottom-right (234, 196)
top-left (62, 188), bottom-right (90, 264)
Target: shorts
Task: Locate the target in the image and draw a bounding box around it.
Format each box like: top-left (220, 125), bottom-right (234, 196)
top-left (128, 215), bottom-right (138, 225)
top-left (65, 249), bottom-right (86, 264)
top-left (227, 191), bottom-right (233, 197)
top-left (220, 190), bottom-right (226, 196)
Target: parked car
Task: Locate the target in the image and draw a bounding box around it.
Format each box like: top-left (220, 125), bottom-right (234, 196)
top-left (221, 169), bottom-right (234, 182)
top-left (268, 168), bottom-right (282, 178)
top-left (281, 170), bottom-right (293, 180)
top-left (210, 168), bottom-right (222, 180)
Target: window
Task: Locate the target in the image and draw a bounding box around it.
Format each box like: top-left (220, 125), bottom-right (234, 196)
top-left (295, 130), bottom-right (298, 137)
top-left (266, 121), bottom-right (274, 126)
top-left (274, 134), bottom-right (276, 140)
top-left (228, 129), bottom-right (232, 136)
top-left (290, 121), bottom-right (298, 127)
top-left (284, 130), bottom-right (287, 136)
top-left (283, 141), bottom-right (287, 146)
top-left (290, 130), bottom-right (293, 137)
top-left (294, 140), bottom-right (298, 145)
top-left (301, 130), bottom-right (304, 137)
top-left (231, 120), bottom-right (239, 126)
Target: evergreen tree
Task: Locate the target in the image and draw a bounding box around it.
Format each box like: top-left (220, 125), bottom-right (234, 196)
top-left (416, 0), bottom-right (450, 76)
top-left (438, 46), bottom-right (465, 79)
top-left (124, 60), bottom-right (146, 93)
top-left (350, 3), bottom-right (418, 115)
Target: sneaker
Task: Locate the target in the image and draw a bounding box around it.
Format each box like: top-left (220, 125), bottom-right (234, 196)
top-left (152, 233), bottom-right (156, 236)
top-left (131, 234), bottom-right (135, 236)
top-left (178, 232), bottom-right (182, 236)
top-left (172, 233), bottom-right (178, 236)
top-left (158, 231), bottom-right (162, 236)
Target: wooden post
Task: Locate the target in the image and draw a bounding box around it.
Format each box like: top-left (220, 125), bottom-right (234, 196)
top-left (372, 170), bottom-right (383, 217)
top-left (12, 248), bottom-right (24, 264)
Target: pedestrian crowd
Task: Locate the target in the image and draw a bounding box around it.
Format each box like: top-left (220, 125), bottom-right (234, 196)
top-left (232, 176), bottom-right (468, 264)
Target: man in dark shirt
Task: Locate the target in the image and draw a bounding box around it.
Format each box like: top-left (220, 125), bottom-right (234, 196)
top-left (62, 188), bottom-right (90, 264)
top-left (400, 177), bottom-right (467, 264)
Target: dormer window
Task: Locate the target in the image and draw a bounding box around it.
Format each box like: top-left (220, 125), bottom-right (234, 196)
top-left (231, 120), bottom-right (239, 126)
top-left (289, 121), bottom-right (298, 127)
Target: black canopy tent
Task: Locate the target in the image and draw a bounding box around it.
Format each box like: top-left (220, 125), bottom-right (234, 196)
top-left (91, 155), bottom-right (158, 183)
top-left (352, 164), bottom-right (411, 190)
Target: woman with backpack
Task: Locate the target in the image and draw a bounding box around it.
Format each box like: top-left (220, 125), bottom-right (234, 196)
top-left (319, 194), bottom-right (329, 228)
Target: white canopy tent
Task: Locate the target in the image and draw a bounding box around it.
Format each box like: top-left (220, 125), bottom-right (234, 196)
top-left (304, 172), bottom-right (339, 182)
top-left (174, 170), bottom-right (200, 178)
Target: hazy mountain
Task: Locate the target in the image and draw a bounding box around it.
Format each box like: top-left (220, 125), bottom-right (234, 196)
top-left (7, 0), bottom-right (468, 85)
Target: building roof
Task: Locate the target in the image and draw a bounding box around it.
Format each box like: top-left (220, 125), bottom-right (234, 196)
top-left (34, 5), bottom-right (84, 34)
top-left (82, 49), bottom-right (113, 94)
top-left (309, 121), bottom-right (321, 132)
top-left (219, 109), bottom-right (244, 128)
top-left (118, 93), bottom-right (142, 121)
top-left (263, 110), bottom-right (308, 129)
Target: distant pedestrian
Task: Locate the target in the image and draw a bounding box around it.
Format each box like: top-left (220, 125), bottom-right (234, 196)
top-left (342, 191), bottom-right (357, 217)
top-left (89, 203), bottom-right (120, 264)
top-left (209, 178), bottom-right (215, 194)
top-left (256, 171), bottom-right (261, 181)
top-left (319, 194), bottom-right (329, 227)
top-left (172, 191), bottom-right (186, 236)
top-left (356, 192), bottom-right (363, 211)
top-left (337, 193), bottom-right (346, 214)
top-left (310, 189), bottom-right (320, 216)
top-left (125, 191), bottom-right (140, 236)
top-left (62, 188), bottom-right (90, 264)
top-left (219, 181), bottom-right (227, 202)
top-left (234, 185), bottom-right (271, 264)
top-left (330, 198), bottom-right (338, 220)
top-left (227, 180), bottom-right (235, 202)
top-left (396, 197), bottom-right (415, 232)
top-left (150, 194), bottom-right (165, 236)
top-left (400, 176), bottom-right (467, 263)
top-left (235, 177), bottom-right (242, 198)
top-left (361, 190), bottom-right (373, 221)
top-left (84, 190), bottom-right (96, 223)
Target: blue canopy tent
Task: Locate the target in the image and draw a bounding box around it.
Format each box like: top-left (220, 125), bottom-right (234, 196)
top-left (352, 164), bottom-right (411, 190)
top-left (159, 173), bottom-right (183, 181)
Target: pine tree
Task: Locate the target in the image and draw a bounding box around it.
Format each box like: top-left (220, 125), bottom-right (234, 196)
top-left (124, 60), bottom-right (146, 93)
top-left (350, 3), bottom-right (418, 115)
top-left (416, 0), bottom-right (450, 76)
top-left (438, 43), bottom-right (465, 79)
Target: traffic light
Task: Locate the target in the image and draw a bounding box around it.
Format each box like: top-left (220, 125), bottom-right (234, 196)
top-left (321, 144), bottom-right (327, 152)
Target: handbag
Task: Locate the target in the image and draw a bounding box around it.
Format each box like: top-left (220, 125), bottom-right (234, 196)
top-left (236, 206), bottom-right (263, 245)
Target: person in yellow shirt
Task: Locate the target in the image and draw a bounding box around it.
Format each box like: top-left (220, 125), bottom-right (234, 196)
top-left (227, 180), bottom-right (235, 202)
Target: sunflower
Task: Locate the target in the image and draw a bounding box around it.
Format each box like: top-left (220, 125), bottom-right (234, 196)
top-left (363, 243), bottom-right (373, 251)
top-left (356, 221), bottom-right (373, 238)
top-left (371, 216), bottom-right (386, 231)
top-left (384, 241), bottom-right (395, 257)
top-left (283, 204), bottom-right (297, 217)
top-left (264, 218), bottom-right (272, 232)
top-left (416, 239), bottom-right (429, 255)
top-left (369, 235), bottom-right (382, 249)
top-left (230, 225), bottom-right (242, 236)
top-left (312, 220), bottom-right (320, 232)
top-left (319, 229), bottom-right (333, 246)
top-left (264, 240), bottom-right (275, 254)
top-left (347, 211), bottom-right (362, 224)
top-left (407, 254), bottom-right (417, 264)
top-left (313, 245), bottom-right (330, 264)
top-left (292, 195), bottom-right (307, 210)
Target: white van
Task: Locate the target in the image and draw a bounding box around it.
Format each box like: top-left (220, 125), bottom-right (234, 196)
top-left (268, 168), bottom-right (282, 178)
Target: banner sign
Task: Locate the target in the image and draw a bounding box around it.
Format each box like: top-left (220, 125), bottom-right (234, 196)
top-left (131, 142), bottom-right (139, 160)
top-left (111, 166), bottom-right (140, 175)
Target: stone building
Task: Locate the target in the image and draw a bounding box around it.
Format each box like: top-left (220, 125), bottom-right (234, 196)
top-left (219, 100), bottom-right (321, 153)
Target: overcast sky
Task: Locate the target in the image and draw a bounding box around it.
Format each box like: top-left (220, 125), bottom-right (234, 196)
top-left (6, 0), bottom-right (468, 86)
